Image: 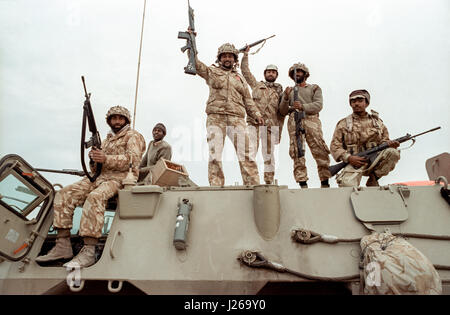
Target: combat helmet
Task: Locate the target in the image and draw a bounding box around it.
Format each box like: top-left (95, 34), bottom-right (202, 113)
top-left (105, 105), bottom-right (131, 125)
top-left (288, 63), bottom-right (310, 80)
top-left (216, 43), bottom-right (239, 63)
top-left (265, 64), bottom-right (279, 73)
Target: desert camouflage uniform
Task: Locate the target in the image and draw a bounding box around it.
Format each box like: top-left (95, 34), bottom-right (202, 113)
top-left (53, 124), bottom-right (146, 238)
top-left (279, 83), bottom-right (331, 182)
top-left (196, 56), bottom-right (262, 186)
top-left (330, 111), bottom-right (400, 187)
top-left (361, 232), bottom-right (442, 295)
top-left (241, 53), bottom-right (284, 184)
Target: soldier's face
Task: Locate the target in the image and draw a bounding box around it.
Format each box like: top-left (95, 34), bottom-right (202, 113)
top-left (153, 127), bottom-right (165, 141)
top-left (109, 115), bottom-right (127, 133)
top-left (264, 70), bottom-right (278, 82)
top-left (294, 69), bottom-right (305, 83)
top-left (350, 98), bottom-right (369, 115)
top-left (220, 53), bottom-right (236, 69)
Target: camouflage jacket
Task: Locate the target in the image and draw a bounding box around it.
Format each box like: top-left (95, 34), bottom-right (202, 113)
top-left (330, 111), bottom-right (390, 163)
top-left (279, 83), bottom-right (323, 117)
top-left (195, 57), bottom-right (262, 121)
top-left (139, 140), bottom-right (172, 168)
top-left (241, 53), bottom-right (284, 126)
top-left (92, 124), bottom-right (146, 182)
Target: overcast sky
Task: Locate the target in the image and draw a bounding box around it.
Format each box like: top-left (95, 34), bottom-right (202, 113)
top-left (0, 0), bottom-right (448, 188)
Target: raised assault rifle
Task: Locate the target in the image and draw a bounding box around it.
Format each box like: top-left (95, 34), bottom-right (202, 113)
top-left (178, 0), bottom-right (197, 75)
top-left (81, 76), bottom-right (102, 182)
top-left (238, 35), bottom-right (276, 53)
top-left (329, 126), bottom-right (441, 177)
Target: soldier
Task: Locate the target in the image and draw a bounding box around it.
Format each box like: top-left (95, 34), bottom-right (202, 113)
top-left (36, 106), bottom-right (146, 267)
top-left (241, 46), bottom-right (284, 184)
top-left (187, 34), bottom-right (264, 186)
top-left (330, 89), bottom-right (400, 187)
top-left (279, 63), bottom-right (331, 188)
top-left (138, 123), bottom-right (172, 184)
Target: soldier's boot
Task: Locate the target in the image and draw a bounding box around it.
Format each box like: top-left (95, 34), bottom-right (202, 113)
top-left (63, 237), bottom-right (97, 268)
top-left (366, 173), bottom-right (379, 187)
top-left (320, 179), bottom-right (330, 188)
top-left (35, 236), bottom-right (73, 263)
top-left (298, 181), bottom-right (308, 189)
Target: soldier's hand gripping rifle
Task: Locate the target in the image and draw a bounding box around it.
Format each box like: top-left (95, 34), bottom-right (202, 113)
top-left (238, 35), bottom-right (276, 53)
top-left (178, 0), bottom-right (197, 75)
top-left (81, 76), bottom-right (102, 182)
top-left (329, 126), bottom-right (441, 176)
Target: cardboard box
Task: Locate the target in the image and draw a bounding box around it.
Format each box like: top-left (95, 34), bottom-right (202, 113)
top-left (151, 159), bottom-right (189, 187)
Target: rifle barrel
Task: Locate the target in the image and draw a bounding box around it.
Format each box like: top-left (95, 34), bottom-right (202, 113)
top-left (411, 126), bottom-right (441, 138)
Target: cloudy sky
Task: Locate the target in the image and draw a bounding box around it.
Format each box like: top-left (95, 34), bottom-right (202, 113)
top-left (0, 0), bottom-right (448, 188)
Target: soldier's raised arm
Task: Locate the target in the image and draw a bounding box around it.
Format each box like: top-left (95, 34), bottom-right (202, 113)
top-left (240, 47), bottom-right (257, 89)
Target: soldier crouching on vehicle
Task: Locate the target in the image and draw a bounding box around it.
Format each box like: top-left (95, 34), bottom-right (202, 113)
top-left (330, 89), bottom-right (400, 187)
top-left (36, 106), bottom-right (146, 268)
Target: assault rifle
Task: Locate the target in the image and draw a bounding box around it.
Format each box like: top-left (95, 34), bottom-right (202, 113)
top-left (238, 35), bottom-right (276, 53)
top-left (81, 76), bottom-right (102, 182)
top-left (178, 0), bottom-right (197, 75)
top-left (291, 65), bottom-right (305, 158)
top-left (329, 126), bottom-right (441, 176)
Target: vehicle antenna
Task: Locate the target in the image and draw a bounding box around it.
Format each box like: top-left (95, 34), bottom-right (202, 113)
top-left (132, 0), bottom-right (147, 129)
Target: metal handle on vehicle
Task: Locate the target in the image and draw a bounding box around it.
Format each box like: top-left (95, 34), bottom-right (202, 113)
top-left (69, 279), bottom-right (85, 292)
top-left (109, 230), bottom-right (122, 259)
top-left (108, 280), bottom-right (123, 293)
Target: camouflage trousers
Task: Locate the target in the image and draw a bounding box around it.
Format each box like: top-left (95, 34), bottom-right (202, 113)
top-left (207, 114), bottom-right (260, 186)
top-left (336, 148), bottom-right (400, 187)
top-left (287, 114), bottom-right (331, 182)
top-left (53, 178), bottom-right (122, 239)
top-left (248, 124), bottom-right (281, 184)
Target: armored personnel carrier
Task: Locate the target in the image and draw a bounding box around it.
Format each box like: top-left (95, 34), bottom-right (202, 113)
top-left (0, 152), bottom-right (448, 295)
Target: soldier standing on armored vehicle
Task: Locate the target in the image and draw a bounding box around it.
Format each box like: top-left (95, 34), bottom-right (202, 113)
top-left (186, 30), bottom-right (264, 186)
top-left (279, 63), bottom-right (331, 188)
top-left (330, 89), bottom-right (400, 187)
top-left (241, 46), bottom-right (284, 184)
top-left (36, 106), bottom-right (146, 268)
top-left (138, 123), bottom-right (172, 184)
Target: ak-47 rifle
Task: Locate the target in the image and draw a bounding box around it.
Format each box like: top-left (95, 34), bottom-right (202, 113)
top-left (329, 126), bottom-right (441, 176)
top-left (178, 0), bottom-right (197, 75)
top-left (238, 35), bottom-right (276, 53)
top-left (81, 76), bottom-right (102, 182)
top-left (291, 65), bottom-right (305, 158)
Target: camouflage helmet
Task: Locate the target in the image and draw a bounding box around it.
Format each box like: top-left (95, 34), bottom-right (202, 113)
top-left (265, 64), bottom-right (278, 72)
top-left (105, 105), bottom-right (131, 125)
top-left (216, 43), bottom-right (239, 63)
top-left (288, 63), bottom-right (310, 80)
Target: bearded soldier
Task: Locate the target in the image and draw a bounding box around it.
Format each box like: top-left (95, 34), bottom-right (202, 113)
top-left (36, 106), bottom-right (146, 267)
top-left (330, 89), bottom-right (400, 187)
top-left (186, 31), bottom-right (264, 186)
top-left (279, 63), bottom-right (331, 188)
top-left (241, 46), bottom-right (284, 184)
